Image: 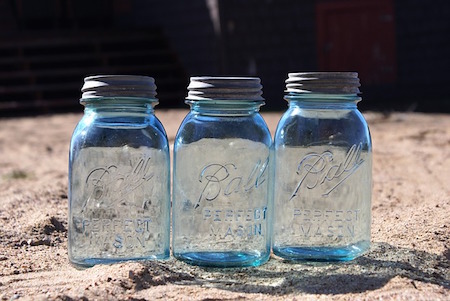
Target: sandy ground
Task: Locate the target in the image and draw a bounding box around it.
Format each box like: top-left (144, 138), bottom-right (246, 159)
top-left (0, 110), bottom-right (449, 300)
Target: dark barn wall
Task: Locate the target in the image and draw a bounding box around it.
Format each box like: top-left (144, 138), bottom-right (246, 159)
top-left (218, 0), bottom-right (317, 110)
top-left (109, 0), bottom-right (222, 107)
top-left (117, 0), bottom-right (319, 111)
top-left (0, 0), bottom-right (191, 114)
top-left (122, 0), bottom-right (220, 76)
top-left (394, 0), bottom-right (450, 111)
top-left (1, 0), bottom-right (449, 113)
top-left (215, 0), bottom-right (450, 112)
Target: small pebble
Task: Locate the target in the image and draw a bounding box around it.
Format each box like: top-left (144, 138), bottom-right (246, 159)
top-left (10, 294), bottom-right (20, 301)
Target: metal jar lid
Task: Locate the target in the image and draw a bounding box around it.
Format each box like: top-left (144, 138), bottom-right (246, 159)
top-left (186, 76), bottom-right (264, 101)
top-left (286, 72), bottom-right (360, 94)
top-left (81, 75), bottom-right (157, 99)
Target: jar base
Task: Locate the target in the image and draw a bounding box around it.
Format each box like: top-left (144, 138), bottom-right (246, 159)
top-left (273, 240), bottom-right (370, 262)
top-left (174, 251), bottom-right (269, 268)
top-left (69, 253), bottom-right (170, 268)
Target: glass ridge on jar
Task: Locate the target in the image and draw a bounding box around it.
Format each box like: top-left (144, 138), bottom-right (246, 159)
top-left (272, 72), bottom-right (372, 261)
top-left (172, 76), bottom-right (272, 267)
top-left (68, 75), bottom-right (170, 267)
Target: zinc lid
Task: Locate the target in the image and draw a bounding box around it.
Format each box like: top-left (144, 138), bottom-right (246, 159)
top-left (81, 75), bottom-right (157, 99)
top-left (186, 76), bottom-right (264, 101)
top-left (286, 72), bottom-right (360, 94)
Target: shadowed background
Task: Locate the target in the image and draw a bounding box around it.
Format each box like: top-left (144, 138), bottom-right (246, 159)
top-left (0, 0), bottom-right (449, 115)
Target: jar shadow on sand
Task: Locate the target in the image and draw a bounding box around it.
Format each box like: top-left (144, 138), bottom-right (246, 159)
top-left (126, 242), bottom-right (449, 295)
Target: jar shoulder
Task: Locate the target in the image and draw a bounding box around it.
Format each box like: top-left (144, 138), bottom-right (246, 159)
top-left (275, 108), bottom-right (371, 147)
top-left (71, 114), bottom-right (169, 149)
top-left (175, 112), bottom-right (272, 147)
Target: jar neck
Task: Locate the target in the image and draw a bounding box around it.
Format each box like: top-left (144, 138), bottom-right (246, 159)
top-left (286, 93), bottom-right (360, 110)
top-left (187, 100), bottom-right (263, 116)
top-left (82, 97), bottom-right (156, 117)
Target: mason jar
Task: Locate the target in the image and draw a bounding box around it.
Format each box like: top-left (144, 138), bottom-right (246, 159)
top-left (172, 77), bottom-right (272, 267)
top-left (68, 75), bottom-right (170, 266)
top-left (273, 72), bottom-right (372, 261)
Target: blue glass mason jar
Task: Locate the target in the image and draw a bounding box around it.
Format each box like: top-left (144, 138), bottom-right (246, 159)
top-left (68, 75), bottom-right (170, 266)
top-left (273, 72), bottom-right (372, 261)
top-left (172, 77), bottom-right (272, 267)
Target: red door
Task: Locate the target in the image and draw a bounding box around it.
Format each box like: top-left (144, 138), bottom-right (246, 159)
top-left (317, 0), bottom-right (397, 85)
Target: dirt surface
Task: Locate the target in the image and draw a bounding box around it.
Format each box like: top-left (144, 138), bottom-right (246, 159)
top-left (0, 110), bottom-right (449, 300)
